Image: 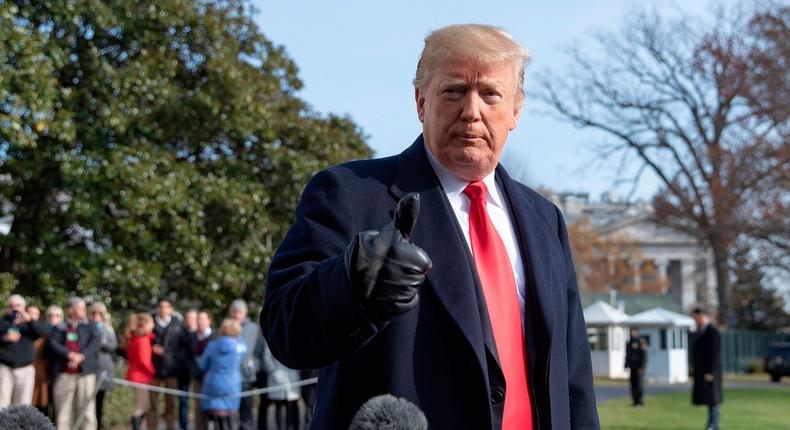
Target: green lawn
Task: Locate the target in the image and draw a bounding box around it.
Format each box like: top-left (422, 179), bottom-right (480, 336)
top-left (598, 388), bottom-right (790, 429)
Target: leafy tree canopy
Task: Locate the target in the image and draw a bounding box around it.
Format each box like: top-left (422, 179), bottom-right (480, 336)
top-left (0, 0), bottom-right (372, 314)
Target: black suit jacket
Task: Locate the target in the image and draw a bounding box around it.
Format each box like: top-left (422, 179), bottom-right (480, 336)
top-left (261, 136), bottom-right (599, 429)
top-left (48, 320), bottom-right (101, 376)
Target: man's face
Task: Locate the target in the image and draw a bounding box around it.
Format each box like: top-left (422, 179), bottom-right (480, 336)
top-left (7, 298), bottom-right (24, 315)
top-left (70, 302), bottom-right (86, 321)
top-left (184, 311), bottom-right (198, 331)
top-left (157, 301), bottom-right (172, 319)
top-left (692, 313), bottom-right (707, 329)
top-left (197, 312), bottom-right (211, 331)
top-left (416, 57), bottom-right (523, 181)
top-left (230, 307), bottom-right (247, 322)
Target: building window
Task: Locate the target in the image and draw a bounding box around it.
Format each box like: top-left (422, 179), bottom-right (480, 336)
top-left (587, 328), bottom-right (608, 351)
top-left (660, 329), bottom-right (668, 350)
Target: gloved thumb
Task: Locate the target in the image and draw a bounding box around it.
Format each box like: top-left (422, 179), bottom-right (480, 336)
top-left (393, 193), bottom-right (420, 240)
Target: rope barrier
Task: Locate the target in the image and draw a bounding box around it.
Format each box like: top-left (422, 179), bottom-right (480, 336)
top-left (72, 372), bottom-right (317, 428)
top-left (105, 374), bottom-right (319, 400)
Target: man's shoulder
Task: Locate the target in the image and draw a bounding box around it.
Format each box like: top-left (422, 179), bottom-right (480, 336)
top-left (314, 154), bottom-right (400, 184)
top-left (501, 176), bottom-right (564, 222)
top-left (242, 319), bottom-right (262, 334)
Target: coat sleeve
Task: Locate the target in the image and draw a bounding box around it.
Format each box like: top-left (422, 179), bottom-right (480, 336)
top-left (260, 168), bottom-right (379, 369)
top-left (48, 327), bottom-right (70, 359)
top-left (101, 326), bottom-right (118, 353)
top-left (80, 323), bottom-right (102, 358)
top-left (557, 207), bottom-right (601, 429)
top-left (23, 320), bottom-right (47, 340)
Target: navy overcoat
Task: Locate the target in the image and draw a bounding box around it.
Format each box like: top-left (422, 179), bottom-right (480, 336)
top-left (261, 136), bottom-right (599, 429)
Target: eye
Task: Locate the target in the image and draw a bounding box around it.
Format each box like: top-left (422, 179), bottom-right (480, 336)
top-left (440, 86), bottom-right (464, 99)
top-left (482, 89), bottom-right (502, 99)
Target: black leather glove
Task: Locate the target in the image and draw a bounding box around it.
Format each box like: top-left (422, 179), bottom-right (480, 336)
top-left (345, 193), bottom-right (433, 323)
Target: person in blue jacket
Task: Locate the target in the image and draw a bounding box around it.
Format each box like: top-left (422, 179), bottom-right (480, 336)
top-left (198, 318), bottom-right (247, 430)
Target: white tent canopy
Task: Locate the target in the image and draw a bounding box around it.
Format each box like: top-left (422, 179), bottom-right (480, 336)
top-left (582, 303), bottom-right (693, 383)
top-left (627, 307), bottom-right (695, 328)
top-left (583, 300), bottom-right (629, 325)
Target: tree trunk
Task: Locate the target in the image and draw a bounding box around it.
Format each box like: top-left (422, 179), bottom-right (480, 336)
top-left (710, 236), bottom-right (732, 327)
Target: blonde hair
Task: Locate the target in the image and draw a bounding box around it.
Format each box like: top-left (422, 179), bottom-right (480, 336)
top-left (122, 313), bottom-right (138, 346)
top-left (218, 318), bottom-right (241, 337)
top-left (413, 24), bottom-right (531, 95)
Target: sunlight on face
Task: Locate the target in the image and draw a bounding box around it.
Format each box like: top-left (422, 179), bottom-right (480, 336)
top-left (416, 58), bottom-right (523, 181)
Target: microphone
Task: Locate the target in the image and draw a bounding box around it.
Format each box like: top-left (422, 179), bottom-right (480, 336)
top-left (0, 404), bottom-right (56, 430)
top-left (348, 394), bottom-right (428, 430)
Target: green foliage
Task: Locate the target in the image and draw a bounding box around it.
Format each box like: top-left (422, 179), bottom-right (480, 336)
top-left (0, 0), bottom-right (371, 314)
top-left (598, 388), bottom-right (790, 429)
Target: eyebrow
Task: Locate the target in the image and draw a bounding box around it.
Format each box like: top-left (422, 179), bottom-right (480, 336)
top-left (438, 77), bottom-right (507, 92)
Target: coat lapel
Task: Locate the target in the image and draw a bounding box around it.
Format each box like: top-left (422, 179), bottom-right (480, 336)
top-left (495, 165), bottom-right (557, 363)
top-left (389, 136), bottom-right (488, 371)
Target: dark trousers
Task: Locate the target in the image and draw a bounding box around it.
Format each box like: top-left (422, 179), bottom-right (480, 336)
top-left (707, 404), bottom-right (720, 430)
top-left (205, 411), bottom-right (238, 430)
top-left (257, 396), bottom-right (271, 430)
top-left (271, 400), bottom-right (299, 430)
top-left (96, 389), bottom-right (106, 429)
top-left (629, 368), bottom-right (644, 405)
top-left (178, 378), bottom-right (190, 430)
top-left (239, 382), bottom-right (255, 430)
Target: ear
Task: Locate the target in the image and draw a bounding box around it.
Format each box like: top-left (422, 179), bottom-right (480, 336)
top-left (509, 95), bottom-right (524, 131)
top-left (415, 87), bottom-right (425, 123)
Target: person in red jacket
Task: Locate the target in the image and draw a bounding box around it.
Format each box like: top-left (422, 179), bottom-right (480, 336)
top-left (126, 313), bottom-right (155, 430)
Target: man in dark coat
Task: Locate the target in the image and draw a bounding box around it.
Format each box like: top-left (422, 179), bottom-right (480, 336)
top-left (48, 297), bottom-right (101, 430)
top-left (0, 294), bottom-right (46, 407)
top-left (148, 299), bottom-right (183, 430)
top-left (261, 24), bottom-right (599, 430)
top-left (624, 328), bottom-right (647, 406)
top-left (691, 308), bottom-right (722, 430)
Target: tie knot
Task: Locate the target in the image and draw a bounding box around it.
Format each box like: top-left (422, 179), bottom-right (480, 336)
top-left (463, 181), bottom-right (487, 201)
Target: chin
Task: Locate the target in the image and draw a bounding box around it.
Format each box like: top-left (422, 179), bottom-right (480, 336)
top-left (448, 155), bottom-right (495, 181)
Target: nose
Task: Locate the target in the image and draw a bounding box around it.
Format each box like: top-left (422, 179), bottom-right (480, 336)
top-left (459, 92), bottom-right (482, 122)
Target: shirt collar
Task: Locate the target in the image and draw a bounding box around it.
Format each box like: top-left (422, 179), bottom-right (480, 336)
top-left (423, 142), bottom-right (504, 208)
top-left (155, 315), bottom-right (171, 327)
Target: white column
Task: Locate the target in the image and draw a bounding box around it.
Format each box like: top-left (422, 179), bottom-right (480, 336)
top-left (680, 259), bottom-right (696, 311)
top-left (630, 258), bottom-right (642, 292)
top-left (656, 258), bottom-right (669, 294)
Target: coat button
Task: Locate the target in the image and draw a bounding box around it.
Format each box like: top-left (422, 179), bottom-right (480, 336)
top-left (491, 388), bottom-right (505, 404)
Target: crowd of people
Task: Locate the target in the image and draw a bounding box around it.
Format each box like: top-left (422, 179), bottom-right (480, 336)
top-left (0, 294), bottom-right (316, 430)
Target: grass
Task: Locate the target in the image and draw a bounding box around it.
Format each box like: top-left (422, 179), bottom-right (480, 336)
top-left (598, 388), bottom-right (790, 429)
top-left (594, 372), bottom-right (789, 386)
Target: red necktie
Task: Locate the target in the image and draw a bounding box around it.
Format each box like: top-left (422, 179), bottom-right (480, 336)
top-left (464, 181), bottom-right (533, 430)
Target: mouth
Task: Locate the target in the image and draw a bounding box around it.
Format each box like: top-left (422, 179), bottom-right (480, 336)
top-left (453, 133), bottom-right (485, 144)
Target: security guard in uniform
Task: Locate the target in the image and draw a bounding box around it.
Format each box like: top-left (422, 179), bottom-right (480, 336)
top-left (624, 327), bottom-right (648, 406)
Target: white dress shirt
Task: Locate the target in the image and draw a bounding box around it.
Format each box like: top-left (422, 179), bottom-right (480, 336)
top-left (424, 144), bottom-right (527, 323)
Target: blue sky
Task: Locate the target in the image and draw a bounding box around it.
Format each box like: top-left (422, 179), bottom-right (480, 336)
top-left (253, 1), bottom-right (734, 201)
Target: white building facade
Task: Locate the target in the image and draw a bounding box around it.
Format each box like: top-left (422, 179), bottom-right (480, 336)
top-left (551, 192), bottom-right (718, 313)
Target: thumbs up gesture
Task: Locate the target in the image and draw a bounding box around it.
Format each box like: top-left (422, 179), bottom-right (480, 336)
top-left (345, 193), bottom-right (433, 323)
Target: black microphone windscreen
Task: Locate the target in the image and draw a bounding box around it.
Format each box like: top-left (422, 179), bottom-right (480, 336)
top-left (0, 404), bottom-right (56, 430)
top-left (349, 394), bottom-right (428, 430)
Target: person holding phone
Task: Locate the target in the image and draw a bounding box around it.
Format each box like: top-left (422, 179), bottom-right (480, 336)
top-left (0, 294), bottom-right (46, 408)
